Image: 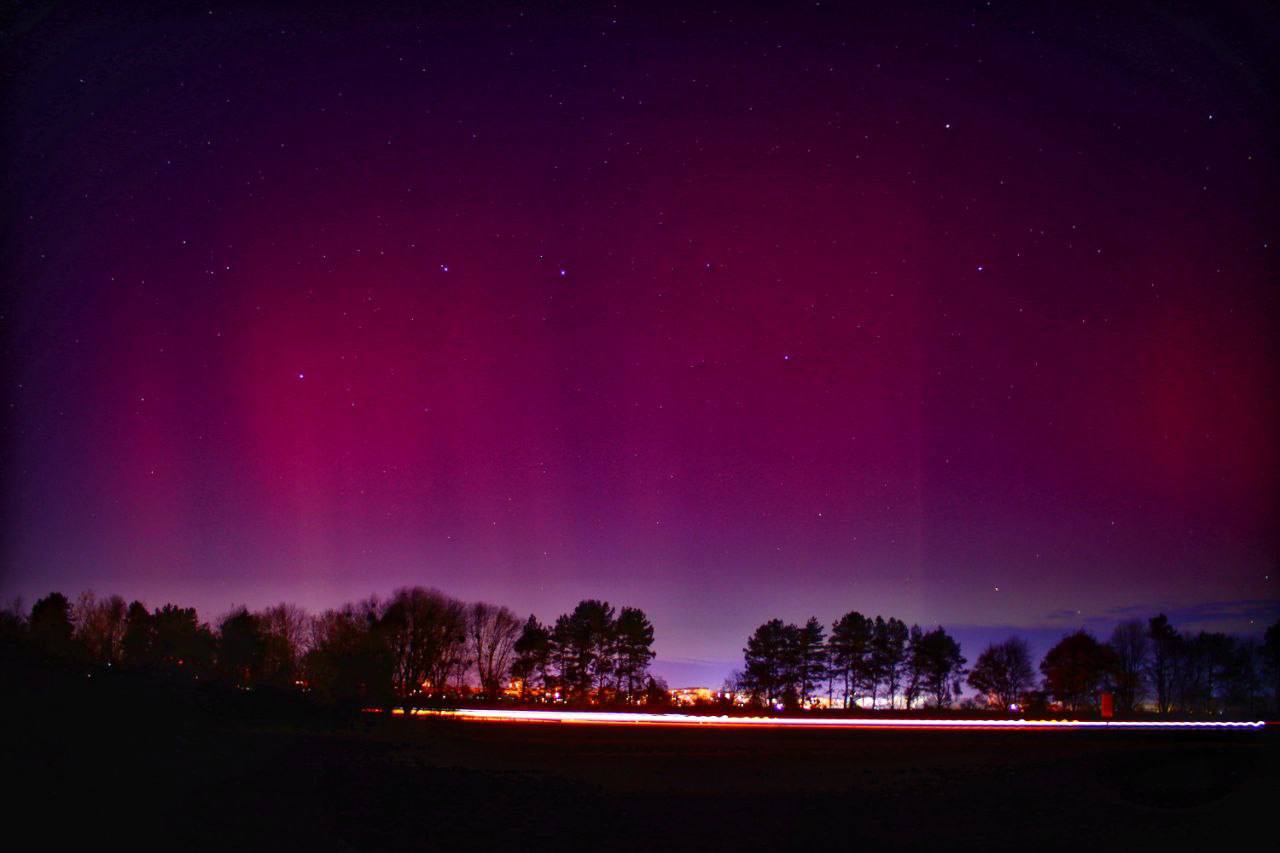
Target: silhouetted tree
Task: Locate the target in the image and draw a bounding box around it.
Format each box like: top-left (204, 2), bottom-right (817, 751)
top-left (912, 626), bottom-right (966, 708)
top-left (304, 599), bottom-right (394, 708)
top-left (257, 603), bottom-right (309, 687)
top-left (0, 599), bottom-right (24, 666)
top-left (380, 587), bottom-right (467, 705)
top-left (73, 592), bottom-right (128, 667)
top-left (1108, 619), bottom-right (1149, 715)
top-left (468, 601), bottom-right (521, 701)
top-left (1179, 631), bottom-right (1243, 715)
top-left (511, 615), bottom-right (552, 699)
top-left (553, 600), bottom-right (616, 700)
top-left (723, 668), bottom-right (747, 698)
top-left (795, 617), bottom-right (827, 706)
top-left (1264, 619), bottom-right (1280, 713)
top-left (643, 675), bottom-right (670, 707)
top-left (549, 613), bottom-right (575, 697)
top-left (433, 601), bottom-right (472, 695)
top-left (121, 600), bottom-right (155, 667)
top-left (967, 637), bottom-right (1034, 711)
top-left (29, 593), bottom-right (77, 661)
top-left (828, 611), bottom-right (874, 709)
top-left (612, 606), bottom-right (656, 702)
top-left (153, 604), bottom-right (215, 676)
top-left (1147, 614), bottom-right (1181, 716)
top-left (903, 624), bottom-right (925, 708)
top-left (1221, 637), bottom-right (1264, 716)
top-left (872, 616), bottom-right (909, 708)
top-left (217, 606), bottom-right (265, 687)
top-left (1040, 630), bottom-right (1115, 712)
top-left (742, 619), bottom-right (794, 707)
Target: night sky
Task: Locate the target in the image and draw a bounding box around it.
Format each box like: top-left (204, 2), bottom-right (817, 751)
top-left (4, 2), bottom-right (1277, 685)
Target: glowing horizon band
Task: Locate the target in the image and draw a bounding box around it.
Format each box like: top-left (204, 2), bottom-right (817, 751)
top-left (399, 708), bottom-right (1268, 730)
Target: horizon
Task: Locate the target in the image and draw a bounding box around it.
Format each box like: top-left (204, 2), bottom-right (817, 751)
top-left (8, 580), bottom-right (1275, 689)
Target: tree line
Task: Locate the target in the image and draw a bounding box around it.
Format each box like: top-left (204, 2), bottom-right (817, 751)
top-left (3, 588), bottom-right (660, 711)
top-left (733, 614), bottom-right (965, 710)
top-left (1025, 616), bottom-right (1277, 717)
top-left (7, 588), bottom-right (1278, 717)
top-left (735, 611), bottom-right (1280, 716)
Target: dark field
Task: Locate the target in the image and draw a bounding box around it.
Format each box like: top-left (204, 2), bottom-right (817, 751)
top-left (14, 703), bottom-right (1275, 851)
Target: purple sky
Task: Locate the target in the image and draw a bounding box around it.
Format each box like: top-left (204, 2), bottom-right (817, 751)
top-left (4, 2), bottom-right (1277, 686)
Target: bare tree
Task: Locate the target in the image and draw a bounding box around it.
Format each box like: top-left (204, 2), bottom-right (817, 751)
top-left (1109, 619), bottom-right (1149, 715)
top-left (258, 603), bottom-right (310, 686)
top-left (967, 637), bottom-right (1035, 711)
top-left (468, 602), bottom-right (521, 700)
top-left (380, 587), bottom-right (468, 704)
top-left (304, 598), bottom-right (394, 707)
top-left (433, 599), bottom-right (470, 695)
top-left (1147, 614), bottom-right (1181, 716)
top-left (73, 591), bottom-right (128, 666)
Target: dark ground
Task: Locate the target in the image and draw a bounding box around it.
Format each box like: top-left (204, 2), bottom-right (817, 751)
top-left (10, 690), bottom-right (1275, 851)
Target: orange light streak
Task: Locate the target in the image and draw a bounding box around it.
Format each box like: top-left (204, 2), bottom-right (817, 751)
top-left (395, 708), bottom-right (1268, 731)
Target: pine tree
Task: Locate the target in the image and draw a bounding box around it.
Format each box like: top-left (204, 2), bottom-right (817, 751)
top-left (828, 611), bottom-right (874, 708)
top-left (511, 615), bottom-right (551, 699)
top-left (612, 607), bottom-right (656, 702)
top-left (795, 617), bottom-right (828, 706)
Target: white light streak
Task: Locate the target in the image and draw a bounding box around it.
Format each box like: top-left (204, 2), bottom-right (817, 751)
top-left (400, 708), bottom-right (1268, 731)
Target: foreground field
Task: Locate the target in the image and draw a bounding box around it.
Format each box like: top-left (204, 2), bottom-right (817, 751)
top-left (15, 708), bottom-right (1276, 850)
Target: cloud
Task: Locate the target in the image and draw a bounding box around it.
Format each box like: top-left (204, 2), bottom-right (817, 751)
top-left (1044, 609), bottom-right (1084, 621)
top-left (1143, 598), bottom-right (1280, 628)
top-left (1038, 599), bottom-right (1279, 632)
top-left (952, 599), bottom-right (1278, 663)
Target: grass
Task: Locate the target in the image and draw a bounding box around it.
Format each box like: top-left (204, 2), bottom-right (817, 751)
top-left (13, 699), bottom-right (1274, 850)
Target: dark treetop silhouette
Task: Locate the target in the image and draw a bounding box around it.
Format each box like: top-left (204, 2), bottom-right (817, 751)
top-left (6, 587), bottom-right (1277, 718)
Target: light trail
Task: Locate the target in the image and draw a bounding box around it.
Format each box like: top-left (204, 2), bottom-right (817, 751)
top-left (401, 708), bottom-right (1269, 731)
